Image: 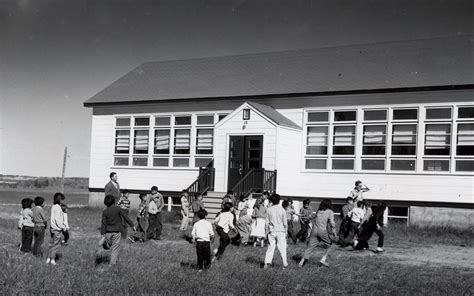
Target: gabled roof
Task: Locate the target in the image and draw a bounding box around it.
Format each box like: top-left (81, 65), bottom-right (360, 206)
top-left (247, 102), bottom-right (301, 130)
top-left (84, 36), bottom-right (473, 106)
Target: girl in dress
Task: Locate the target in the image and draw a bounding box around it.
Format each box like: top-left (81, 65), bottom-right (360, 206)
top-left (250, 197), bottom-right (267, 247)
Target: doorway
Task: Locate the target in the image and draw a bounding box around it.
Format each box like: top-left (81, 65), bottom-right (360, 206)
top-left (227, 135), bottom-right (263, 190)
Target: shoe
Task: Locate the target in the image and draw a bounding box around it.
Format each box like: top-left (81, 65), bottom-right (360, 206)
top-left (213, 248), bottom-right (218, 255)
top-left (298, 258), bottom-right (306, 267)
top-left (283, 264), bottom-right (288, 270)
top-left (263, 263), bottom-right (269, 269)
top-left (353, 239), bottom-right (358, 247)
top-left (198, 269), bottom-right (203, 273)
top-left (128, 236), bottom-right (135, 243)
top-left (46, 258), bottom-right (51, 264)
top-left (319, 260), bottom-right (329, 267)
top-left (50, 259), bottom-right (57, 266)
top-left (211, 257), bottom-right (217, 263)
top-left (253, 242), bottom-right (257, 247)
top-left (98, 236), bottom-right (106, 246)
top-left (376, 247), bottom-right (385, 253)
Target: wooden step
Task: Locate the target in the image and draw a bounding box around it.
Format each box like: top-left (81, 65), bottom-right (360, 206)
top-left (206, 191), bottom-right (226, 198)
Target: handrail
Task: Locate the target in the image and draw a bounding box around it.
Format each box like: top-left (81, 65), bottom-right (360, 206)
top-left (231, 168), bottom-right (277, 197)
top-left (186, 167), bottom-right (215, 198)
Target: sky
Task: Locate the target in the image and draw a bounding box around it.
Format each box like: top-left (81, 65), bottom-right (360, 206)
top-left (0, 0), bottom-right (472, 177)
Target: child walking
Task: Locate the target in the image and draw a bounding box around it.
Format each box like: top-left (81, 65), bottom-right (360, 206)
top-left (32, 196), bottom-right (48, 257)
top-left (191, 209), bottom-right (214, 272)
top-left (213, 202), bottom-right (235, 261)
top-left (19, 198), bottom-right (34, 253)
top-left (296, 199), bottom-right (313, 243)
top-left (47, 193), bottom-right (67, 265)
top-left (299, 199), bottom-right (337, 267)
top-left (348, 201), bottom-right (366, 246)
top-left (99, 195), bottom-right (135, 265)
top-left (264, 193), bottom-right (288, 269)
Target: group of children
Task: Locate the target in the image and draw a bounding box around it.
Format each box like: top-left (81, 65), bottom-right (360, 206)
top-left (18, 192), bottom-right (70, 265)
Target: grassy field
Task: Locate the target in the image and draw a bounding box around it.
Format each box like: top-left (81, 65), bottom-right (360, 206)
top-left (0, 190), bottom-right (89, 206)
top-left (0, 205), bottom-right (472, 295)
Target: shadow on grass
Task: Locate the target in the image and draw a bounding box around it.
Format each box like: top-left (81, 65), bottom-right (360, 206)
top-left (94, 251), bottom-right (110, 266)
top-left (245, 256), bottom-right (266, 268)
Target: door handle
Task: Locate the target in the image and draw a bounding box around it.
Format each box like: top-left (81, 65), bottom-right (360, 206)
top-left (238, 165), bottom-right (243, 176)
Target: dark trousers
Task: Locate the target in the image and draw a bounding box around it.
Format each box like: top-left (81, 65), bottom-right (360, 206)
top-left (287, 220), bottom-right (297, 242)
top-left (356, 223), bottom-right (384, 249)
top-left (121, 211), bottom-right (130, 238)
top-left (20, 226), bottom-right (33, 252)
top-left (62, 230), bottom-right (70, 243)
top-left (215, 227), bottom-right (230, 260)
top-left (32, 226), bottom-right (45, 256)
top-left (156, 212), bottom-right (162, 238)
top-left (196, 241), bottom-right (211, 269)
top-left (147, 214), bottom-right (158, 239)
top-left (296, 222), bottom-right (310, 242)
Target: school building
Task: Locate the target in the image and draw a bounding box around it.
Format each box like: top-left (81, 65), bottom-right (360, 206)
top-left (84, 36), bottom-right (473, 228)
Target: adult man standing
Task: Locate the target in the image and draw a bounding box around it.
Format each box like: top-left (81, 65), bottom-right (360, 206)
top-left (104, 172), bottom-right (121, 201)
top-left (264, 193), bottom-right (288, 269)
top-left (149, 186), bottom-right (164, 240)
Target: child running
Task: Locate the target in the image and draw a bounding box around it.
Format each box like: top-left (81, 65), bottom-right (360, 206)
top-left (213, 202), bottom-right (235, 261)
top-left (191, 209), bottom-right (214, 272)
top-left (32, 196), bottom-right (48, 257)
top-left (348, 201), bottom-right (366, 246)
top-left (299, 199), bottom-right (337, 267)
top-left (354, 202), bottom-right (387, 252)
top-left (99, 195), bottom-right (135, 265)
top-left (19, 198), bottom-right (34, 253)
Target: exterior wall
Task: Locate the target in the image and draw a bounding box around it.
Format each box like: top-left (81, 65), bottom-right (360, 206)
top-left (214, 107), bottom-right (277, 192)
top-left (410, 206), bottom-right (474, 229)
top-left (275, 127), bottom-right (303, 194)
top-left (88, 115), bottom-right (199, 193)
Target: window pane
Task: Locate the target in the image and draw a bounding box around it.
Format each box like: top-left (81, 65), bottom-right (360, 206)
top-left (334, 111), bottom-right (356, 121)
top-left (364, 110), bottom-right (387, 121)
top-left (173, 158), bottom-right (189, 167)
top-left (458, 107), bottom-right (474, 119)
top-left (423, 160), bottom-right (449, 172)
top-left (218, 114), bottom-right (228, 122)
top-left (362, 159), bottom-right (385, 170)
top-left (134, 117), bottom-right (150, 126)
top-left (393, 109), bottom-right (418, 120)
top-left (308, 112), bottom-right (329, 122)
top-left (197, 115), bottom-right (214, 125)
top-left (195, 158), bottom-right (213, 167)
top-left (388, 207), bottom-right (408, 217)
top-left (196, 129), bottom-right (213, 154)
top-left (155, 116), bottom-right (170, 126)
top-left (305, 159), bottom-right (326, 169)
top-left (175, 116), bottom-right (191, 125)
top-left (333, 126), bottom-right (355, 155)
top-left (116, 118), bottom-right (130, 127)
top-left (363, 125), bottom-right (386, 144)
top-left (132, 157), bottom-right (148, 166)
top-left (426, 108), bottom-right (451, 120)
top-left (114, 157), bottom-right (128, 166)
top-left (153, 158), bottom-right (169, 167)
top-left (457, 123), bottom-right (474, 155)
top-left (332, 159), bottom-right (354, 170)
top-left (391, 159), bottom-right (415, 171)
top-left (174, 129), bottom-right (190, 154)
top-left (115, 130), bottom-right (130, 154)
top-left (456, 160), bottom-right (474, 172)
top-left (363, 146), bottom-right (385, 155)
top-left (307, 126), bottom-right (328, 155)
top-left (134, 130), bottom-right (149, 154)
top-left (154, 129), bottom-right (170, 154)
top-left (392, 124), bottom-right (417, 155)
top-left (425, 124), bottom-right (451, 155)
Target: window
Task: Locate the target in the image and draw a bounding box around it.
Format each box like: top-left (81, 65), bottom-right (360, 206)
top-left (133, 130), bottom-right (149, 154)
top-left (426, 108), bottom-right (451, 120)
top-left (153, 158), bottom-right (169, 167)
top-left (424, 159), bottom-right (449, 172)
top-left (456, 160), bottom-right (474, 172)
top-left (307, 126), bottom-right (328, 155)
top-left (363, 125), bottom-right (386, 155)
top-left (154, 130), bottom-right (170, 154)
top-left (196, 129), bottom-right (213, 154)
top-left (391, 159), bottom-right (416, 171)
top-left (458, 107), bottom-right (474, 119)
top-left (333, 126), bottom-right (355, 155)
top-left (392, 125), bottom-right (417, 155)
top-left (195, 158), bottom-right (213, 167)
top-left (197, 115), bottom-right (214, 125)
top-left (116, 117), bottom-right (130, 127)
top-left (332, 159), bottom-right (354, 170)
top-left (175, 116), bottom-right (191, 125)
top-left (308, 111), bottom-right (329, 122)
top-left (174, 129), bottom-right (190, 154)
top-left (424, 124), bottom-right (451, 155)
top-left (362, 159), bottom-right (385, 170)
top-left (135, 117), bottom-right (150, 126)
top-left (334, 111), bottom-right (356, 122)
top-left (305, 159), bottom-right (326, 169)
top-left (393, 109), bottom-right (418, 120)
top-left (173, 158), bottom-right (189, 167)
top-left (132, 157), bottom-right (148, 166)
top-left (114, 157), bottom-right (128, 166)
top-left (115, 130), bottom-right (130, 154)
top-left (155, 116), bottom-right (171, 126)
top-left (456, 123), bottom-right (474, 155)
top-left (364, 110), bottom-right (387, 121)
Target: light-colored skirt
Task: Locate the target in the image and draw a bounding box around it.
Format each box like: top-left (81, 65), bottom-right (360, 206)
top-left (250, 218), bottom-right (266, 238)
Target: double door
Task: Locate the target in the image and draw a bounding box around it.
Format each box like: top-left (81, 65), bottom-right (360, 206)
top-left (227, 135), bottom-right (263, 190)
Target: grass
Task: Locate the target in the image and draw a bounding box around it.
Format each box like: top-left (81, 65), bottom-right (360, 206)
top-left (0, 206), bottom-right (472, 295)
top-left (0, 190), bottom-right (89, 206)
